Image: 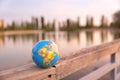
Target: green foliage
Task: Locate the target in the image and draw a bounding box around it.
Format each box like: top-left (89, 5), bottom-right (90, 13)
top-left (0, 27), bottom-right (4, 31)
top-left (0, 14), bottom-right (113, 32)
top-left (111, 10), bottom-right (120, 28)
top-left (100, 15), bottom-right (108, 27)
top-left (60, 19), bottom-right (80, 31)
top-left (85, 16), bottom-right (94, 28)
top-left (41, 16), bottom-right (45, 30)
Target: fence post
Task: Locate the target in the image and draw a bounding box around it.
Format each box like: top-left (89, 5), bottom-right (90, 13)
top-left (110, 53), bottom-right (117, 80)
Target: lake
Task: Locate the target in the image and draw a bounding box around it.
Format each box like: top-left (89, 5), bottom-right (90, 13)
top-left (0, 29), bottom-right (120, 71)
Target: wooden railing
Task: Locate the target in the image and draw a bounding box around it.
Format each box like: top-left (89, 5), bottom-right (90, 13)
top-left (1, 39), bottom-right (120, 80)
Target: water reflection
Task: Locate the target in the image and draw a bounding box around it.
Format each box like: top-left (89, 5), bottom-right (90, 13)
top-left (113, 32), bottom-right (120, 39)
top-left (86, 31), bottom-right (93, 46)
top-left (66, 31), bottom-right (80, 43)
top-left (101, 31), bottom-right (108, 42)
top-left (0, 35), bottom-right (4, 45)
top-left (0, 30), bottom-right (120, 71)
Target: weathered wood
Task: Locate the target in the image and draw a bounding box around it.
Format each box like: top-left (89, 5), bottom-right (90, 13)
top-left (80, 63), bottom-right (112, 80)
top-left (110, 53), bottom-right (117, 80)
top-left (1, 39), bottom-right (120, 80)
top-left (117, 72), bottom-right (120, 80)
top-left (80, 61), bottom-right (120, 80)
top-left (56, 39), bottom-right (120, 79)
top-left (0, 63), bottom-right (56, 80)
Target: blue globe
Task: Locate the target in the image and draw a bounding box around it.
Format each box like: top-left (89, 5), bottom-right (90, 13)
top-left (32, 40), bottom-right (60, 68)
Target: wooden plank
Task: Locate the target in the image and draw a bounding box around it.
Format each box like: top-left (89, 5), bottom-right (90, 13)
top-left (80, 63), bottom-right (114, 80)
top-left (0, 63), bottom-right (56, 80)
top-left (110, 53), bottom-right (117, 80)
top-left (117, 72), bottom-right (120, 80)
top-left (56, 39), bottom-right (120, 79)
top-left (80, 61), bottom-right (120, 80)
top-left (1, 39), bottom-right (120, 80)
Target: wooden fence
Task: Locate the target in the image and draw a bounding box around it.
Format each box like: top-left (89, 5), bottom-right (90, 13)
top-left (1, 39), bottom-right (120, 80)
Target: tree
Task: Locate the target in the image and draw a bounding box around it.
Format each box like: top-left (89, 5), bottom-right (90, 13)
top-left (31, 17), bottom-right (38, 29)
top-left (100, 15), bottom-right (105, 27)
top-left (90, 17), bottom-right (94, 27)
top-left (0, 20), bottom-right (4, 31)
top-left (85, 16), bottom-right (94, 28)
top-left (67, 19), bottom-right (70, 28)
top-left (11, 21), bottom-right (16, 30)
top-left (77, 17), bottom-right (80, 28)
top-left (35, 18), bottom-right (39, 29)
top-left (52, 19), bottom-right (55, 30)
top-left (86, 16), bottom-right (89, 27)
top-left (111, 10), bottom-right (120, 27)
top-left (100, 15), bottom-right (108, 28)
top-left (41, 16), bottom-right (45, 30)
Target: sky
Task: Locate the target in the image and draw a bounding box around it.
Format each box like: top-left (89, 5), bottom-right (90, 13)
top-left (0, 0), bottom-right (120, 26)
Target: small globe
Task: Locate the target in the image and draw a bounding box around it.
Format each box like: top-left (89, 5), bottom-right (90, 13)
top-left (32, 40), bottom-right (60, 68)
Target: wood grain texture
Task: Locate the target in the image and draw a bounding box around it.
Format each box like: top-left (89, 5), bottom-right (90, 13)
top-left (80, 61), bottom-right (120, 80)
top-left (0, 63), bottom-right (56, 80)
top-left (56, 39), bottom-right (120, 79)
top-left (1, 39), bottom-right (120, 80)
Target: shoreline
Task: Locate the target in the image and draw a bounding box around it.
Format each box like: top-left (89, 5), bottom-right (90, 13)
top-left (0, 30), bottom-right (43, 35)
top-left (1, 28), bottom-right (120, 35)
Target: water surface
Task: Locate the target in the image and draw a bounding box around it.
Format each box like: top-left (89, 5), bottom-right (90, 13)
top-left (0, 29), bottom-right (120, 71)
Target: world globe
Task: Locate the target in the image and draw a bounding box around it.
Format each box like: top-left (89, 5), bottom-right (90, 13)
top-left (32, 40), bottom-right (60, 68)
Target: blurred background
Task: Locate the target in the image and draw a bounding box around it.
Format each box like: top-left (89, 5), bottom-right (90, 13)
top-left (0, 0), bottom-right (120, 79)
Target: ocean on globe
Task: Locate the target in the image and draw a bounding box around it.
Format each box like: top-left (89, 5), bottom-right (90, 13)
top-left (32, 40), bottom-right (60, 68)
